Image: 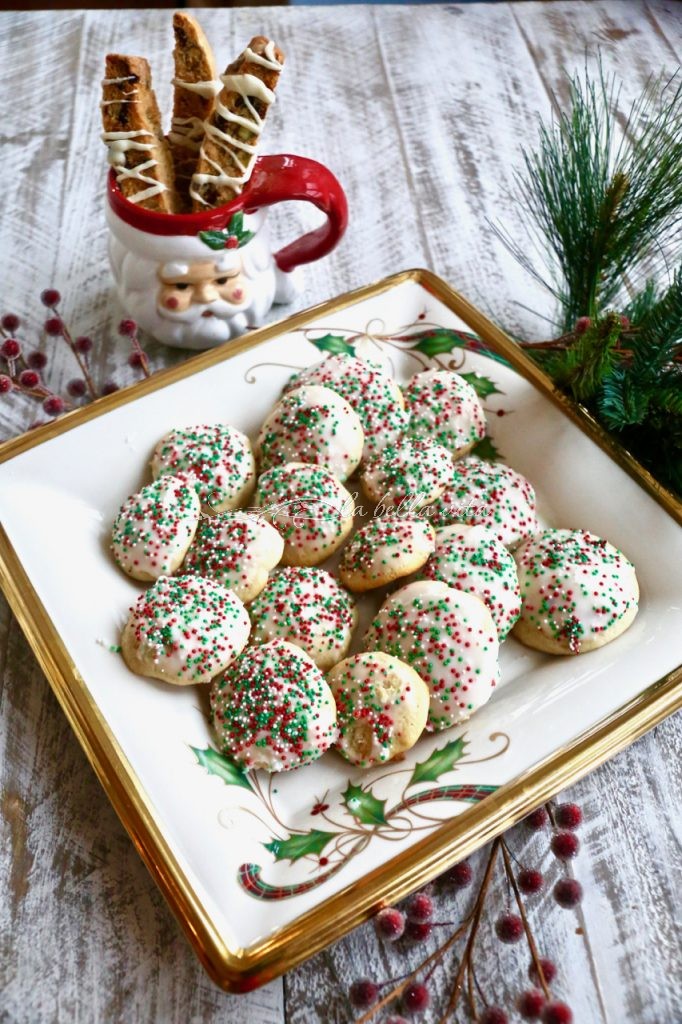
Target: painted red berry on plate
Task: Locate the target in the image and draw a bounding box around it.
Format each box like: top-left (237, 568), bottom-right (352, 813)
top-left (40, 288), bottom-right (61, 307)
top-left (1, 338), bottom-right (21, 359)
top-left (553, 878), bottom-right (583, 908)
top-left (1, 313), bottom-right (20, 331)
top-left (551, 832), bottom-right (580, 860)
top-left (349, 978), bottom-right (378, 1009)
top-left (524, 807), bottom-right (548, 830)
top-left (0, 374), bottom-right (13, 393)
top-left (517, 990), bottom-right (546, 1020)
top-left (518, 868), bottom-right (544, 894)
top-left (406, 892), bottom-right (433, 923)
top-left (443, 860), bottom-right (473, 888)
top-left (528, 958), bottom-right (557, 986)
top-left (495, 912), bottom-right (524, 943)
top-left (402, 982), bottom-right (430, 1014)
top-left (74, 335), bottom-right (93, 354)
top-left (554, 803), bottom-right (582, 830)
top-left (541, 1001), bottom-right (573, 1024)
top-left (43, 395), bottom-right (65, 416)
top-left (118, 318), bottom-right (137, 337)
top-left (44, 317), bottom-right (63, 336)
top-left (480, 1007), bottom-right (508, 1024)
top-left (27, 351), bottom-right (48, 370)
top-left (18, 370), bottom-right (40, 388)
top-left (375, 907), bottom-right (405, 942)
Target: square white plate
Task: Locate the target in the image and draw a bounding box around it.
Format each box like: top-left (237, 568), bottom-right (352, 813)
top-left (0, 270), bottom-right (680, 990)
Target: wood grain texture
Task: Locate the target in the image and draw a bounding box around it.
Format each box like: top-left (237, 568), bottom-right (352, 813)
top-left (0, 4), bottom-right (681, 1023)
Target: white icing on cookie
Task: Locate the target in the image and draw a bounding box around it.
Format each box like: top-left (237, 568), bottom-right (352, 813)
top-left (360, 439), bottom-right (453, 511)
top-left (329, 652), bottom-right (429, 767)
top-left (364, 580), bottom-right (500, 731)
top-left (339, 518), bottom-right (435, 591)
top-left (111, 474), bottom-right (200, 581)
top-left (210, 640), bottom-right (337, 771)
top-left (403, 369), bottom-right (486, 455)
top-left (254, 462), bottom-right (354, 566)
top-left (513, 528), bottom-right (639, 653)
top-left (122, 574), bottom-right (250, 684)
top-left (250, 566), bottom-right (356, 670)
top-left (286, 354), bottom-right (409, 458)
top-left (423, 524), bottom-right (521, 640)
top-left (430, 456), bottom-right (539, 549)
top-left (257, 385), bottom-right (364, 481)
top-left (151, 424), bottom-right (256, 513)
top-left (183, 511), bottom-right (284, 603)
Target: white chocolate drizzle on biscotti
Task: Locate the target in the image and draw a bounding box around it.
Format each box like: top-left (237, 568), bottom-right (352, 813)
top-left (190, 72), bottom-right (277, 204)
top-left (101, 127), bottom-right (167, 204)
top-left (242, 41), bottom-right (284, 71)
top-left (168, 116), bottom-right (205, 152)
top-left (171, 76), bottom-right (223, 99)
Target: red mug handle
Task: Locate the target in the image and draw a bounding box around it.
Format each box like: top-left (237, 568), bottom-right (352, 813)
top-left (238, 154), bottom-right (348, 273)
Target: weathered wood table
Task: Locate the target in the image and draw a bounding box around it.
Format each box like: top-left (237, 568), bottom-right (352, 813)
top-left (1, 3), bottom-right (680, 1022)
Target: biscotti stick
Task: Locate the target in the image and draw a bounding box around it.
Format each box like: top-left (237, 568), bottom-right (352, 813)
top-left (190, 36), bottom-right (285, 210)
top-left (167, 13), bottom-right (221, 210)
top-left (101, 54), bottom-right (177, 213)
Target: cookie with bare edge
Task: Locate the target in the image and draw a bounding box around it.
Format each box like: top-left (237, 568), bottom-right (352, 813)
top-left (513, 528), bottom-right (639, 655)
top-left (364, 580), bottom-right (500, 731)
top-left (121, 574), bottom-right (250, 685)
top-left (167, 13), bottom-right (221, 208)
top-left (254, 462), bottom-right (354, 566)
top-left (339, 518), bottom-right (435, 592)
top-left (429, 456), bottom-right (539, 549)
top-left (210, 640), bottom-right (337, 771)
top-left (101, 54), bottom-right (177, 212)
top-left (183, 510), bottom-right (283, 603)
top-left (360, 439), bottom-right (453, 512)
top-left (191, 36), bottom-right (284, 209)
top-left (403, 369), bottom-right (486, 457)
top-left (329, 652), bottom-right (429, 767)
top-left (250, 566), bottom-right (357, 670)
top-left (422, 524), bottom-right (521, 640)
top-left (257, 385), bottom-right (364, 482)
top-left (286, 354), bottom-right (409, 459)
top-left (111, 474), bottom-right (200, 581)
top-left (151, 424), bottom-right (256, 513)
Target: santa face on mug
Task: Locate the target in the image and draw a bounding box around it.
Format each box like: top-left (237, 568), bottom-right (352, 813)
top-left (156, 253), bottom-right (251, 330)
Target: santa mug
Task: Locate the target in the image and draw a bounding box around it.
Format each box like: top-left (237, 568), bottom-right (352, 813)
top-left (106, 154), bottom-right (348, 351)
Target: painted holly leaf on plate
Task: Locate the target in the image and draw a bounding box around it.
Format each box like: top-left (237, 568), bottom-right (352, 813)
top-left (264, 829), bottom-right (337, 863)
top-left (409, 736), bottom-right (468, 787)
top-left (191, 745), bottom-right (254, 793)
top-left (311, 333), bottom-right (356, 356)
top-left (460, 372), bottom-right (503, 399)
top-left (472, 435), bottom-right (502, 460)
top-left (342, 783), bottom-right (387, 826)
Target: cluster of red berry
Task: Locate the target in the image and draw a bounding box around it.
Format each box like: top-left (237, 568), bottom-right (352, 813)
top-left (0, 290), bottom-right (150, 426)
top-left (348, 801), bottom-right (584, 1023)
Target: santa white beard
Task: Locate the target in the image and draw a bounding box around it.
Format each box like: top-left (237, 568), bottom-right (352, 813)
top-left (125, 290), bottom-right (252, 348)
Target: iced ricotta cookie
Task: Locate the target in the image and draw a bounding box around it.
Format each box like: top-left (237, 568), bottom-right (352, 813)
top-left (254, 462), bottom-right (354, 566)
top-left (183, 511), bottom-right (284, 603)
top-left (360, 440), bottom-right (453, 511)
top-left (329, 652), bottom-right (429, 767)
top-left (430, 456), bottom-right (539, 549)
top-left (256, 385), bottom-right (364, 481)
top-left (286, 354), bottom-right (409, 458)
top-left (111, 474), bottom-right (200, 581)
top-left (364, 580), bottom-right (500, 730)
top-left (403, 369), bottom-right (486, 457)
top-left (339, 518), bottom-right (435, 592)
top-left (121, 574), bottom-right (250, 684)
top-left (513, 528), bottom-right (639, 655)
top-left (250, 566), bottom-right (357, 670)
top-left (422, 524), bottom-right (521, 640)
top-left (210, 640), bottom-right (337, 771)
top-left (151, 424), bottom-right (256, 512)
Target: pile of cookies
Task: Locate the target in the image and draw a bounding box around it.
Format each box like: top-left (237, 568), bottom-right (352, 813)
top-left (101, 14), bottom-right (284, 212)
top-left (112, 354), bottom-right (640, 773)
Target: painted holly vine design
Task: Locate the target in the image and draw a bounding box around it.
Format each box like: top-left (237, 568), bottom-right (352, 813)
top-left (191, 732), bottom-right (509, 901)
top-left (244, 312), bottom-right (509, 461)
